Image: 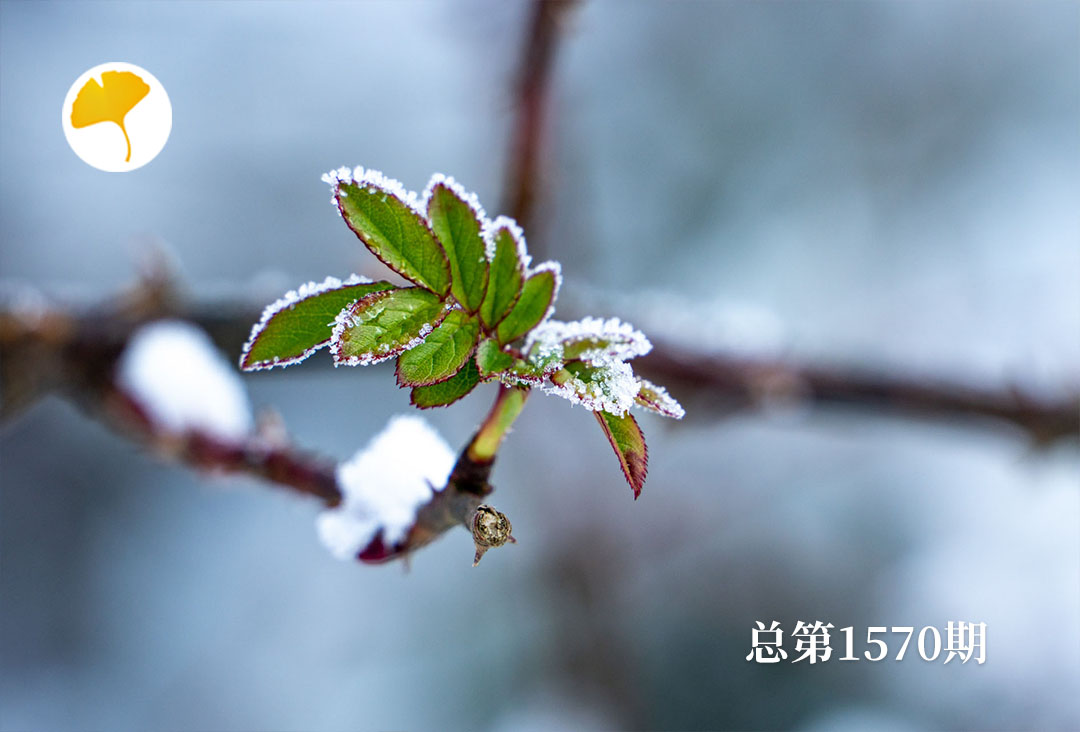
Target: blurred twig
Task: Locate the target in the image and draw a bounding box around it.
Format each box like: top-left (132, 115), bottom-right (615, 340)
top-left (637, 341), bottom-right (1079, 444)
top-left (501, 0), bottom-right (577, 238)
top-left (0, 279), bottom-right (509, 563)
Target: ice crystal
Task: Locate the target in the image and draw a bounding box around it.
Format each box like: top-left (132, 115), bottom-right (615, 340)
top-left (542, 358), bottom-right (641, 416)
top-left (526, 316), bottom-right (651, 364)
top-left (636, 377), bottom-right (686, 420)
top-left (482, 214), bottom-right (531, 267)
top-left (421, 173), bottom-right (488, 226)
top-left (322, 165), bottom-right (426, 218)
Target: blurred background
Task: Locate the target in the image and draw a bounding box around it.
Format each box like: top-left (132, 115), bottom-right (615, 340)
top-left (1, 1), bottom-right (1078, 730)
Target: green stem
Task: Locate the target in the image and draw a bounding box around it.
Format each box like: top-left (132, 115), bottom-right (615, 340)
top-left (467, 385), bottom-right (529, 463)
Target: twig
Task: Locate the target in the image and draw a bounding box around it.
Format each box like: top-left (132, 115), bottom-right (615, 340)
top-left (0, 285), bottom-right (510, 563)
top-left (501, 0), bottom-right (577, 236)
top-left (636, 341), bottom-right (1079, 444)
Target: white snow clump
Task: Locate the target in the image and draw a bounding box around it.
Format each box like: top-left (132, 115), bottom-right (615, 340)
top-left (316, 415), bottom-right (456, 560)
top-left (116, 320), bottom-right (253, 440)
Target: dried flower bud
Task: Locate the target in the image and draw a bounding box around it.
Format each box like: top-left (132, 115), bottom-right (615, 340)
top-left (472, 504), bottom-right (515, 565)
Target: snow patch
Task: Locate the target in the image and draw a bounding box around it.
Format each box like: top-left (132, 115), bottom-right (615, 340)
top-left (316, 415), bottom-right (456, 560)
top-left (239, 274), bottom-right (374, 371)
top-left (117, 320), bottom-right (253, 440)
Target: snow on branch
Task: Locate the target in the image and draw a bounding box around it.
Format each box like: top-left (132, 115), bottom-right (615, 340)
top-left (317, 415), bottom-right (455, 560)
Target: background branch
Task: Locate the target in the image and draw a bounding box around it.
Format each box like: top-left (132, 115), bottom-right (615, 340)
top-left (501, 0), bottom-right (577, 238)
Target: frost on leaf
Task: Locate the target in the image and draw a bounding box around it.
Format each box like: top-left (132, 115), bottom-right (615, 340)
top-left (324, 166), bottom-right (451, 297)
top-left (240, 275), bottom-right (395, 371)
top-left (331, 287), bottom-right (448, 367)
top-left (635, 377), bottom-right (685, 420)
top-left (478, 220), bottom-right (527, 330)
top-left (495, 262), bottom-right (561, 345)
top-left (395, 309), bottom-right (480, 387)
top-left (423, 175), bottom-right (490, 313)
top-left (117, 320), bottom-right (253, 440)
top-left (474, 337), bottom-right (514, 378)
top-left (316, 415), bottom-right (456, 561)
top-left (526, 316), bottom-right (651, 364)
top-left (544, 359), bottom-right (641, 417)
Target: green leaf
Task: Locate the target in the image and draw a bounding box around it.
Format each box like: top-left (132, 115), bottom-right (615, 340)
top-left (331, 287), bottom-right (448, 366)
top-left (635, 378), bottom-right (685, 419)
top-left (427, 181), bottom-right (489, 313)
top-left (495, 265), bottom-right (560, 345)
top-left (240, 277), bottom-right (396, 370)
top-left (474, 337), bottom-right (514, 378)
top-left (594, 410), bottom-right (649, 498)
top-left (411, 358), bottom-right (481, 408)
top-left (396, 310), bottom-right (480, 387)
top-left (478, 224), bottom-right (524, 329)
top-left (335, 180), bottom-right (451, 296)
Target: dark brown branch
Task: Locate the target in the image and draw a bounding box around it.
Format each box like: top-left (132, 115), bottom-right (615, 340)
top-left (0, 286), bottom-right (509, 564)
top-left (501, 0), bottom-right (577, 234)
top-left (637, 341), bottom-right (1079, 444)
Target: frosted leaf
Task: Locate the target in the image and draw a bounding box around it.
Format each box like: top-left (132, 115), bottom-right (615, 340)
top-left (322, 165), bottom-right (425, 218)
top-left (481, 215), bottom-right (530, 267)
top-left (117, 320), bottom-right (253, 440)
top-left (496, 368), bottom-right (543, 388)
top-left (527, 339), bottom-right (565, 375)
top-left (526, 260), bottom-right (562, 329)
top-left (329, 290), bottom-right (449, 367)
top-left (526, 316), bottom-right (651, 364)
top-left (421, 173), bottom-right (488, 225)
top-left (240, 274), bottom-right (376, 370)
top-left (316, 415), bottom-right (456, 560)
top-left (542, 358), bottom-right (641, 417)
top-left (635, 377), bottom-right (685, 420)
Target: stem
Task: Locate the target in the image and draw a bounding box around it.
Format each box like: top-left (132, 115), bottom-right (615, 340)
top-left (119, 122), bottom-right (132, 162)
top-left (467, 385), bottom-right (529, 463)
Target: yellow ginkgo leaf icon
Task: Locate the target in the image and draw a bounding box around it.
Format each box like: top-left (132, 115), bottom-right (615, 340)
top-left (70, 70), bottom-right (150, 163)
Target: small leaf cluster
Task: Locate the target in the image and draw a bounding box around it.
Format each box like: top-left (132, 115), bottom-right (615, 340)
top-left (241, 167), bottom-right (683, 495)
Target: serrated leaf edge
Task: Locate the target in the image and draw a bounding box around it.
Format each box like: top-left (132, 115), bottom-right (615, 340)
top-left (329, 290), bottom-right (451, 367)
top-left (496, 262), bottom-right (562, 345)
top-left (594, 411), bottom-right (649, 498)
top-left (394, 312), bottom-right (480, 387)
top-left (481, 214), bottom-right (531, 267)
top-left (326, 168), bottom-right (451, 295)
top-left (240, 274), bottom-right (377, 371)
top-left (634, 377), bottom-right (686, 419)
top-left (409, 361), bottom-right (482, 409)
top-left (423, 176), bottom-right (491, 312)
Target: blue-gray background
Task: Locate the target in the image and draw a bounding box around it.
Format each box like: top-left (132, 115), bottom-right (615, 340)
top-left (2, 1), bottom-right (1078, 730)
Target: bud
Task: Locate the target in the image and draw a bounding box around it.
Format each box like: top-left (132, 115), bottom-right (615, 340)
top-left (471, 504), bottom-right (515, 565)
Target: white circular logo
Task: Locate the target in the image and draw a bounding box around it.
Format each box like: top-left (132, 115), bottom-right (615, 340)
top-left (62, 62), bottom-right (172, 172)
